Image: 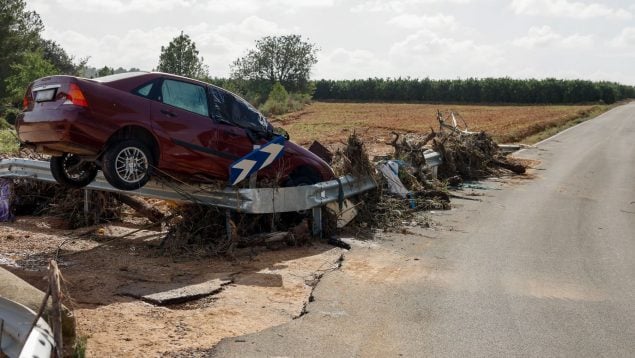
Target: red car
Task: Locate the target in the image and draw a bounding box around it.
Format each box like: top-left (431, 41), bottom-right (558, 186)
top-left (16, 72), bottom-right (334, 190)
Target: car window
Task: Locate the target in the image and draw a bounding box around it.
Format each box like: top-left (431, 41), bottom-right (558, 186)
top-left (161, 79), bottom-right (209, 117)
top-left (135, 82), bottom-right (154, 97)
top-left (209, 86), bottom-right (270, 133)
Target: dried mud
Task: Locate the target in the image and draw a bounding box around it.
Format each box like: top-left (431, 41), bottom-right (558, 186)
top-left (0, 216), bottom-right (343, 357)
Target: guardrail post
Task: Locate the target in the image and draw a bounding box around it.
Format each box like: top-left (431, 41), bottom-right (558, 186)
top-left (225, 209), bottom-right (232, 242)
top-left (312, 206), bottom-right (322, 239)
top-left (83, 189), bottom-right (90, 215)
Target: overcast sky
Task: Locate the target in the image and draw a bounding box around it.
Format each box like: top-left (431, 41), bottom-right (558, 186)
top-left (27, 0), bottom-right (635, 84)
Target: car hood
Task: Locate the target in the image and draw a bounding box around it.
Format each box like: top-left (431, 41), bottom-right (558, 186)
top-left (284, 140), bottom-right (335, 181)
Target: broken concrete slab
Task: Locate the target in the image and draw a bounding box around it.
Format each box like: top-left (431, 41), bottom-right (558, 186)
top-left (117, 278), bottom-right (232, 305)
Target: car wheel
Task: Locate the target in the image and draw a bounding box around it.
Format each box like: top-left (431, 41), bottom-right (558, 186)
top-left (50, 153), bottom-right (98, 188)
top-left (283, 168), bottom-right (321, 220)
top-left (284, 169), bottom-right (321, 188)
top-left (102, 139), bottom-right (153, 190)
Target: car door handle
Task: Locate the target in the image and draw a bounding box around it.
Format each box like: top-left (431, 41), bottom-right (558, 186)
top-left (161, 109), bottom-right (176, 117)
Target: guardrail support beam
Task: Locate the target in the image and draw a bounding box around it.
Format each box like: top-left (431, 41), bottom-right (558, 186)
top-left (312, 206), bottom-right (322, 239)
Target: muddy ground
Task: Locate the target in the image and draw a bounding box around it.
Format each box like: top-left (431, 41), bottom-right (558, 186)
top-left (0, 169), bottom-right (536, 357)
top-left (0, 122), bottom-right (536, 356)
top-left (0, 215), bottom-right (344, 357)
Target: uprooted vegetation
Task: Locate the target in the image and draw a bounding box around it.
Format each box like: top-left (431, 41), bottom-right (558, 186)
top-left (160, 206), bottom-right (313, 257)
top-left (11, 179), bottom-right (122, 229)
top-left (2, 110), bottom-right (529, 252)
top-left (0, 110), bottom-right (532, 356)
top-left (324, 110), bottom-right (528, 234)
top-left (432, 110), bottom-right (526, 179)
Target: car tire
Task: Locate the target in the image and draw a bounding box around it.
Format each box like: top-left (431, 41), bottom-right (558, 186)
top-left (283, 168), bottom-right (321, 221)
top-left (284, 169), bottom-right (321, 188)
top-left (50, 154), bottom-right (98, 188)
top-left (102, 139), bottom-right (153, 190)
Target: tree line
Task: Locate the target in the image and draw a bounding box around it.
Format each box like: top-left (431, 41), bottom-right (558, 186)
top-left (2, 0), bottom-right (634, 116)
top-left (312, 78), bottom-right (635, 105)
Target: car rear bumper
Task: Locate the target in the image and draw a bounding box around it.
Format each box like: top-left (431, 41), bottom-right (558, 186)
top-left (17, 108), bottom-right (101, 156)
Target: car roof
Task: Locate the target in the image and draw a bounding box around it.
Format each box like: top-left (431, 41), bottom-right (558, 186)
top-left (92, 71), bottom-right (151, 83)
top-left (90, 72), bottom-right (258, 110)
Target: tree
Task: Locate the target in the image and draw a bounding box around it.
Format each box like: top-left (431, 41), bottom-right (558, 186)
top-left (39, 39), bottom-right (76, 75)
top-left (0, 0), bottom-right (44, 99)
top-left (5, 51), bottom-right (57, 103)
top-left (156, 31), bottom-right (208, 79)
top-left (97, 66), bottom-right (114, 77)
top-left (231, 34), bottom-right (319, 93)
top-left (260, 82), bottom-right (290, 115)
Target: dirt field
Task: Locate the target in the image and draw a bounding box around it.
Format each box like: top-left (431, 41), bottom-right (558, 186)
top-left (273, 102), bottom-right (605, 157)
top-left (0, 101), bottom-right (591, 356)
top-left (1, 216), bottom-right (344, 356)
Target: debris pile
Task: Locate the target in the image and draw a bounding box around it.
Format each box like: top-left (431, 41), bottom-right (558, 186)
top-left (9, 179), bottom-right (122, 228)
top-left (432, 110), bottom-right (526, 179)
top-left (162, 205), bottom-right (313, 257)
top-left (328, 110), bottom-right (528, 234)
top-left (1, 110), bottom-right (528, 248)
top-left (330, 132), bottom-right (449, 233)
top-left (161, 204), bottom-right (229, 255)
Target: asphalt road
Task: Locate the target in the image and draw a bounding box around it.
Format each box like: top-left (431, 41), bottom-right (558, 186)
top-left (212, 103), bottom-right (635, 357)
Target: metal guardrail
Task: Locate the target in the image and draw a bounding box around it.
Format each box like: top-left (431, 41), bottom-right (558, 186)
top-left (0, 158), bottom-right (376, 214)
top-left (0, 152), bottom-right (442, 236)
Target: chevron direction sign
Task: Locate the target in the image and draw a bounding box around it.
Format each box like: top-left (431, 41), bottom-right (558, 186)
top-left (229, 135), bottom-right (286, 186)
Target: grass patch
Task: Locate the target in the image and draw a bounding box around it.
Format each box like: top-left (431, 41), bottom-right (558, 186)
top-left (72, 335), bottom-right (89, 358)
top-left (522, 105), bottom-right (611, 144)
top-left (0, 129), bottom-right (19, 155)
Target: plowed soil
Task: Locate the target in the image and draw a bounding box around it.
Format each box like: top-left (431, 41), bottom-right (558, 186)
top-left (273, 102), bottom-right (604, 157)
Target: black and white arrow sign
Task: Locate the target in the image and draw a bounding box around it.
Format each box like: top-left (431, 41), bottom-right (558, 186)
top-left (229, 136), bottom-right (286, 186)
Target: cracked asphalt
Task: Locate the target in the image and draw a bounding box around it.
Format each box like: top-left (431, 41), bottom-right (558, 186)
top-left (211, 103), bottom-right (635, 357)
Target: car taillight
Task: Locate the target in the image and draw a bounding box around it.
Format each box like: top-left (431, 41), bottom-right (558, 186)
top-left (66, 83), bottom-right (88, 107)
top-left (23, 95), bottom-right (30, 110)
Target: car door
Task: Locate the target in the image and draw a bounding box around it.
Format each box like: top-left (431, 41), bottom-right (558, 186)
top-left (149, 78), bottom-right (252, 180)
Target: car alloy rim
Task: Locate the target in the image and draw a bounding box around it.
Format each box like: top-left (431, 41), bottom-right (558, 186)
top-left (63, 154), bottom-right (92, 181)
top-left (115, 147), bottom-right (148, 183)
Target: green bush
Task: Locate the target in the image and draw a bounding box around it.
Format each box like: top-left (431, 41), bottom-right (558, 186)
top-left (0, 129), bottom-right (20, 154)
top-left (260, 82), bottom-right (290, 115)
top-left (4, 107), bottom-right (21, 125)
top-left (0, 118), bottom-right (10, 130)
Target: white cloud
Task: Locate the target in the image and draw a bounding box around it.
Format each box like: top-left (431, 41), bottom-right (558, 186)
top-left (314, 48), bottom-right (392, 79)
top-left (42, 27), bottom-right (176, 70)
top-left (198, 16), bottom-right (291, 71)
top-left (512, 26), bottom-right (594, 49)
top-left (269, 0), bottom-right (338, 7)
top-left (54, 0), bottom-right (198, 13)
top-left (214, 16), bottom-right (288, 40)
top-left (387, 14), bottom-right (458, 31)
top-left (610, 27), bottom-right (635, 47)
top-left (200, 0), bottom-right (337, 13)
top-left (41, 16), bottom-right (290, 74)
top-left (37, 0), bottom-right (338, 14)
top-left (388, 29), bottom-right (505, 78)
top-left (510, 0), bottom-right (632, 19)
top-left (352, 0), bottom-right (471, 13)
